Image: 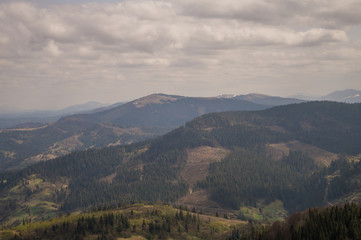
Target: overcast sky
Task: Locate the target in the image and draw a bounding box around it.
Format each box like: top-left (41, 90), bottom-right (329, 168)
top-left (1, 0), bottom-right (361, 110)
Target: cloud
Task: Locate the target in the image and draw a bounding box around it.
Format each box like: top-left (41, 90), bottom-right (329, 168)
top-left (177, 0), bottom-right (361, 28)
top-left (0, 0), bottom-right (351, 58)
top-left (0, 0), bottom-right (360, 109)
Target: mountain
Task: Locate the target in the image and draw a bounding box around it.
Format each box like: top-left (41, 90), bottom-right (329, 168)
top-left (1, 101), bottom-right (361, 227)
top-left (75, 93), bottom-right (267, 127)
top-left (0, 94), bottom-right (267, 171)
top-left (0, 101), bottom-right (109, 129)
top-left (320, 89), bottom-right (361, 103)
top-left (232, 93), bottom-right (305, 106)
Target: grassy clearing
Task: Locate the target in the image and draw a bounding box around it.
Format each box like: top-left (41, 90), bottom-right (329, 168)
top-left (240, 206), bottom-right (263, 221)
top-left (239, 200), bottom-right (288, 223)
top-left (0, 175), bottom-right (67, 227)
top-left (261, 200), bottom-right (288, 222)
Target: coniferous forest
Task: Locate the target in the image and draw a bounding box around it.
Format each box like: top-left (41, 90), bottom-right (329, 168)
top-left (1, 101), bottom-right (361, 239)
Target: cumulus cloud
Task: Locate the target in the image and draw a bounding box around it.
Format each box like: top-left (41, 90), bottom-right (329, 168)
top-left (0, 1), bottom-right (352, 57)
top-left (0, 0), bottom-right (360, 109)
top-left (178, 0), bottom-right (361, 28)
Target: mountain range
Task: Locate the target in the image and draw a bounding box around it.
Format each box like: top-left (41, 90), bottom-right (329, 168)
top-left (0, 101), bottom-right (109, 129)
top-left (1, 90), bottom-right (360, 172)
top-left (320, 89), bottom-right (361, 103)
top-left (1, 101), bottom-right (361, 228)
top-left (0, 94), bottom-right (271, 171)
top-left (2, 89), bottom-right (360, 129)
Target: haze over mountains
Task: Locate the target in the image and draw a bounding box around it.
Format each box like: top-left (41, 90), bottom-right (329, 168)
top-left (0, 94), bottom-right (267, 171)
top-left (0, 101), bottom-right (109, 129)
top-left (0, 90), bottom-right (360, 171)
top-left (1, 0), bottom-right (360, 237)
top-left (2, 89), bottom-right (360, 129)
top-left (320, 89), bottom-right (361, 103)
top-left (1, 100), bottom-right (361, 229)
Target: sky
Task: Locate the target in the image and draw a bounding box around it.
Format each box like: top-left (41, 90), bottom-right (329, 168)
top-left (0, 0), bottom-right (361, 110)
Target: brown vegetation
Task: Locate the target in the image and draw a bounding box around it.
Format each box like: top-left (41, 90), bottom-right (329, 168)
top-left (267, 140), bottom-right (338, 166)
top-left (181, 146), bottom-right (229, 187)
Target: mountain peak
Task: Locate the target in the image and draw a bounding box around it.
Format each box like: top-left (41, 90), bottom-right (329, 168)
top-left (131, 93), bottom-right (181, 108)
top-left (320, 89), bottom-right (361, 103)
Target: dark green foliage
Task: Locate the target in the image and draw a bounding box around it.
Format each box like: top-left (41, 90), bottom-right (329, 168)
top-left (260, 101), bottom-right (361, 154)
top-left (210, 124), bottom-right (289, 149)
top-left (7, 206), bottom-right (225, 240)
top-left (198, 149), bottom-right (326, 212)
top-left (1, 101), bottom-right (361, 224)
top-left (0, 95), bottom-right (266, 171)
top-left (0, 141), bottom-right (189, 213)
top-left (11, 212), bottom-right (131, 240)
top-left (194, 101), bottom-right (361, 154)
top-left (263, 203), bottom-right (361, 240)
top-left (327, 159), bottom-right (361, 201)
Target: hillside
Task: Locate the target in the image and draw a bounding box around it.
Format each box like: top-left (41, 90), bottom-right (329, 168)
top-left (0, 204), bottom-right (246, 240)
top-left (261, 202), bottom-right (361, 240)
top-left (1, 101), bottom-right (361, 227)
top-left (0, 94), bottom-right (266, 171)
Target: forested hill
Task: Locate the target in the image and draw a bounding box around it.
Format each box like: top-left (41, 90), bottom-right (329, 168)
top-left (0, 94), bottom-right (267, 171)
top-left (188, 101), bottom-right (361, 154)
top-left (1, 101), bottom-right (361, 227)
top-left (261, 202), bottom-right (361, 240)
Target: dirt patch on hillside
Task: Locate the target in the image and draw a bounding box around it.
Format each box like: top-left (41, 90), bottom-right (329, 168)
top-left (267, 140), bottom-right (338, 166)
top-left (99, 173), bottom-right (117, 184)
top-left (181, 146), bottom-right (230, 187)
top-left (100, 124), bottom-right (147, 136)
top-left (177, 190), bottom-right (240, 219)
top-left (22, 134), bottom-right (84, 166)
top-left (177, 190), bottom-right (220, 209)
top-left (5, 124), bottom-right (49, 132)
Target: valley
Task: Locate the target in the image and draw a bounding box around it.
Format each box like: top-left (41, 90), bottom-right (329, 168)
top-left (2, 0), bottom-right (360, 237)
top-left (0, 94), bottom-right (268, 171)
top-left (0, 101), bottom-right (361, 230)
top-left (1, 97), bottom-right (361, 239)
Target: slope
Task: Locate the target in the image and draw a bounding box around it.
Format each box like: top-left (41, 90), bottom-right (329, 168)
top-left (0, 204), bottom-right (246, 240)
top-left (0, 94), bottom-right (267, 171)
top-left (1, 101), bottom-right (361, 227)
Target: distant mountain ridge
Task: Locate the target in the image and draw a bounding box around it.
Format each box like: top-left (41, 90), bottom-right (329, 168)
top-left (0, 101), bottom-right (110, 129)
top-left (0, 101), bottom-right (108, 118)
top-left (232, 93), bottom-right (305, 106)
top-left (1, 101), bottom-right (361, 227)
top-left (75, 93), bottom-right (267, 127)
top-left (1, 90), bottom-right (358, 171)
top-left (0, 93), bottom-right (267, 171)
top-left (320, 89), bottom-right (361, 103)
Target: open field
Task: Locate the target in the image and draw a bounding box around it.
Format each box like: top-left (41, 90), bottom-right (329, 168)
top-left (0, 174), bottom-right (67, 227)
